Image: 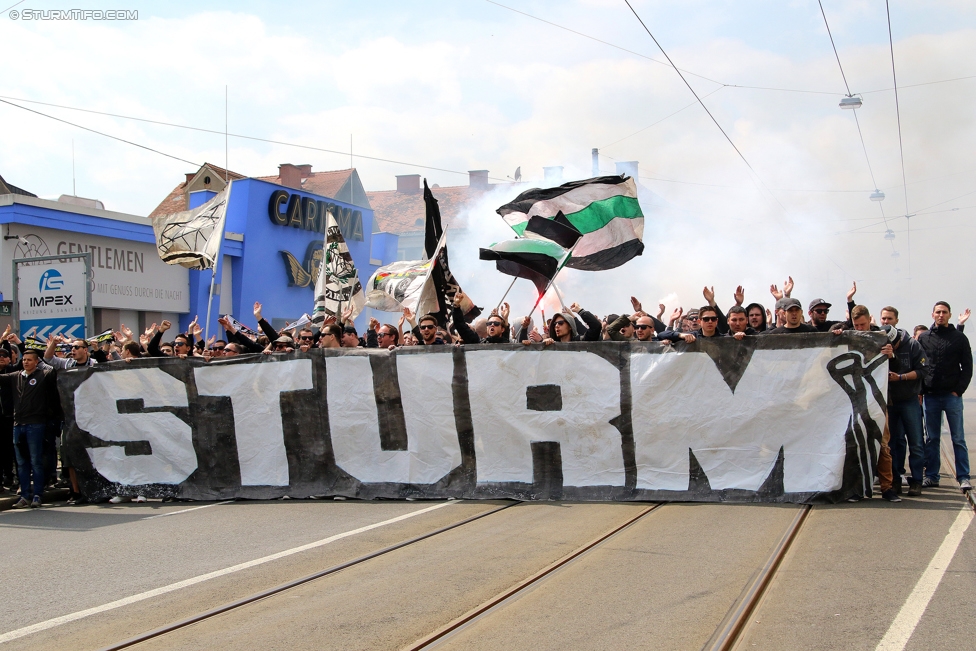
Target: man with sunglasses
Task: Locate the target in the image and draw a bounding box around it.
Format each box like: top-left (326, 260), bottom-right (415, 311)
top-left (318, 324), bottom-right (342, 349)
top-left (375, 323), bottom-right (400, 350)
top-left (693, 306), bottom-right (727, 339)
top-left (453, 291), bottom-right (509, 344)
top-left (403, 308), bottom-right (445, 346)
top-left (43, 335), bottom-right (96, 370)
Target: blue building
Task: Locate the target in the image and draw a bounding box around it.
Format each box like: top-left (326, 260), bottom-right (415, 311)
top-left (0, 164), bottom-right (398, 339)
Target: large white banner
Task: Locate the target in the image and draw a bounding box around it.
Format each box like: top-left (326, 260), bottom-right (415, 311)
top-left (59, 335), bottom-right (889, 504)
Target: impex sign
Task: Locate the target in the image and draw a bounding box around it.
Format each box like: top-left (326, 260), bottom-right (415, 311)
top-left (16, 258), bottom-right (90, 340)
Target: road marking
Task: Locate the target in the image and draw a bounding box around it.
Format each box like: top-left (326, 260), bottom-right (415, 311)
top-left (0, 501), bottom-right (455, 645)
top-left (142, 500), bottom-right (233, 520)
top-left (875, 505), bottom-right (974, 651)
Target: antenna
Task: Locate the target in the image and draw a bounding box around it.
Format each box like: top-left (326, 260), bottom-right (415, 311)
top-left (350, 134), bottom-right (353, 168)
top-left (225, 85), bottom-right (229, 182)
top-left (72, 139), bottom-right (76, 196)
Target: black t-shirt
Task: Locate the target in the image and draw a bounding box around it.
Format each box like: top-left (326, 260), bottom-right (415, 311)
top-left (767, 323), bottom-right (818, 334)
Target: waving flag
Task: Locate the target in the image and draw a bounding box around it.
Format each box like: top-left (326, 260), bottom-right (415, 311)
top-left (312, 211), bottom-right (366, 326)
top-left (496, 175), bottom-right (643, 271)
top-left (152, 182), bottom-right (231, 270)
top-left (479, 238), bottom-right (569, 296)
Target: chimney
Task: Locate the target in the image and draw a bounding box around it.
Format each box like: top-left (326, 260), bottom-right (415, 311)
top-left (543, 166), bottom-right (564, 185)
top-left (615, 161), bottom-right (638, 179)
top-left (396, 174), bottom-right (421, 194)
top-left (591, 148), bottom-right (600, 177)
top-left (296, 164), bottom-right (312, 177)
top-left (468, 170), bottom-right (489, 190)
top-left (185, 173), bottom-right (195, 187)
top-left (278, 163), bottom-right (303, 189)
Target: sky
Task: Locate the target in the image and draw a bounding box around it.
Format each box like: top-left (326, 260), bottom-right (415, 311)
top-left (2, 0), bottom-right (976, 326)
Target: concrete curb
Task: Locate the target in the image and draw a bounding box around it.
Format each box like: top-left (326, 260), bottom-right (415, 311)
top-left (0, 488), bottom-right (70, 512)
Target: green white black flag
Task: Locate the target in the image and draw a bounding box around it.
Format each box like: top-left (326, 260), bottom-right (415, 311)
top-left (496, 175), bottom-right (643, 271)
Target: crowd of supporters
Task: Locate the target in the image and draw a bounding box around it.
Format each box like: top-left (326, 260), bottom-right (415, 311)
top-left (1, 279), bottom-right (971, 508)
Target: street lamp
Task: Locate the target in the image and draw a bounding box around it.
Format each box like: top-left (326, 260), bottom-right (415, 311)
top-left (839, 96), bottom-right (862, 110)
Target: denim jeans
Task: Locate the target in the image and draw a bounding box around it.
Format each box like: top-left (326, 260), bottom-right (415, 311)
top-left (923, 393), bottom-right (970, 481)
top-left (889, 398), bottom-right (925, 484)
top-left (13, 423), bottom-right (46, 500)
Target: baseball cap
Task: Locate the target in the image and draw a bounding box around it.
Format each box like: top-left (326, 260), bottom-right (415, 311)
top-left (882, 324), bottom-right (899, 343)
top-left (776, 297), bottom-right (802, 311)
top-left (808, 298), bottom-right (832, 311)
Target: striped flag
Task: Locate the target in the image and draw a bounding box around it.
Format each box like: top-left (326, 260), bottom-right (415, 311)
top-left (496, 175), bottom-right (644, 271)
top-left (312, 211), bottom-right (366, 325)
top-left (479, 239), bottom-right (569, 296)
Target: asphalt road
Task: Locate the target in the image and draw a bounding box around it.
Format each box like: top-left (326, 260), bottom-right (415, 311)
top-left (1, 491), bottom-right (970, 651)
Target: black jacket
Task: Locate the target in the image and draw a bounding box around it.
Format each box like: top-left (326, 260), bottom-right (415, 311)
top-left (0, 367), bottom-right (59, 425)
top-left (888, 329), bottom-right (928, 402)
top-left (918, 324), bottom-right (972, 396)
top-left (767, 323), bottom-right (818, 334)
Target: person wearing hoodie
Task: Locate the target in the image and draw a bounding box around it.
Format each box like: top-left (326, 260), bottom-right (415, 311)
top-left (883, 324), bottom-right (929, 496)
top-left (745, 302), bottom-right (769, 333)
top-left (918, 301), bottom-right (972, 491)
top-left (538, 303), bottom-right (601, 345)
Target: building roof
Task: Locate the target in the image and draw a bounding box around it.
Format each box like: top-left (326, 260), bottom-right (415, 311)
top-left (367, 184), bottom-right (492, 235)
top-left (150, 163), bottom-right (372, 220)
top-left (149, 163), bottom-right (245, 219)
top-left (0, 173), bottom-right (37, 198)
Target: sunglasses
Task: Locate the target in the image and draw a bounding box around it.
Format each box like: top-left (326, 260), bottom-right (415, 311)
top-left (487, 321), bottom-right (504, 327)
top-left (551, 320), bottom-right (567, 327)
top-left (812, 309), bottom-right (829, 314)
top-left (700, 316), bottom-right (718, 322)
top-left (71, 345), bottom-right (86, 349)
top-left (634, 324), bottom-right (652, 330)
top-left (274, 344), bottom-right (289, 349)
top-left (210, 347), bottom-right (225, 351)
top-left (418, 325), bottom-right (436, 330)
top-left (174, 341), bottom-right (188, 347)
top-left (299, 336), bottom-right (314, 341)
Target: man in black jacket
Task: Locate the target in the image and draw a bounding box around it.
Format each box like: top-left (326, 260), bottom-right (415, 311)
top-left (453, 292), bottom-right (509, 344)
top-left (883, 324), bottom-right (929, 496)
top-left (918, 301), bottom-right (973, 490)
top-left (1, 350), bottom-right (58, 508)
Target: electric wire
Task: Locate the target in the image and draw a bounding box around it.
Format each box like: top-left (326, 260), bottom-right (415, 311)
top-left (886, 0), bottom-right (912, 277)
top-left (0, 97), bottom-right (201, 167)
top-left (819, 0), bottom-right (853, 97)
top-left (621, 0), bottom-right (819, 265)
top-left (599, 88), bottom-right (724, 149)
top-left (482, 0), bottom-right (724, 85)
top-left (818, 0), bottom-right (891, 253)
top-left (0, 0), bottom-right (26, 15)
top-left (0, 96), bottom-right (511, 183)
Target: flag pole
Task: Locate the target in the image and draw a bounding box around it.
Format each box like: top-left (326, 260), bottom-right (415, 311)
top-left (495, 276), bottom-right (517, 312)
top-left (525, 241), bottom-right (578, 323)
top-left (204, 265), bottom-right (217, 342)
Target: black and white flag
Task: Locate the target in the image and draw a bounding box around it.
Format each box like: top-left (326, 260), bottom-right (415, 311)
top-left (151, 182), bottom-right (231, 270)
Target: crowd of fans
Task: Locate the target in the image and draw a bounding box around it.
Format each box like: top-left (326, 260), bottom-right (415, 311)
top-left (0, 279), bottom-right (971, 509)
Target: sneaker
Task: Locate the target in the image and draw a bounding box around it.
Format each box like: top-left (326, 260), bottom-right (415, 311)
top-left (882, 489), bottom-right (902, 503)
top-left (30, 496), bottom-right (41, 509)
top-left (847, 495), bottom-right (863, 503)
top-left (133, 495), bottom-right (147, 503)
top-left (11, 497), bottom-right (30, 509)
top-left (907, 482), bottom-right (923, 497)
top-left (67, 494), bottom-right (88, 505)
top-left (960, 479), bottom-right (972, 491)
top-left (922, 476), bottom-right (940, 488)
top-left (108, 496), bottom-right (131, 504)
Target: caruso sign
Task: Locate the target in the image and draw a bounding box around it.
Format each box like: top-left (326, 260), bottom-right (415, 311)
top-left (267, 189), bottom-right (364, 241)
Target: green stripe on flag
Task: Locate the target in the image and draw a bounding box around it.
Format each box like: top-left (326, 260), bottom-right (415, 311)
top-left (563, 195), bottom-right (642, 234)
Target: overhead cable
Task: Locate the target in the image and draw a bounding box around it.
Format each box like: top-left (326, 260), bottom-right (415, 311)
top-left (0, 98), bottom-right (201, 167)
top-left (0, 95), bottom-right (510, 182)
top-left (887, 0), bottom-right (912, 275)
